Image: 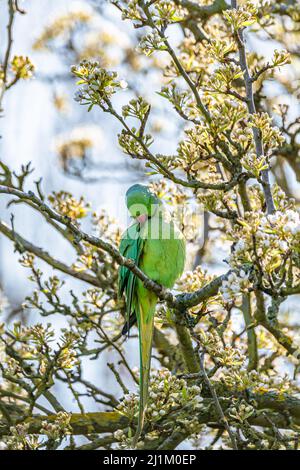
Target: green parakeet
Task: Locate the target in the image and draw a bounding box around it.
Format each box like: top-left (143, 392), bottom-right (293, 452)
top-left (118, 184), bottom-right (186, 446)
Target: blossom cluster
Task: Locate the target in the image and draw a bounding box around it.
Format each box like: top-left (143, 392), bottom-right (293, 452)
top-left (41, 412), bottom-right (72, 440)
top-left (6, 423), bottom-right (39, 450)
top-left (228, 205), bottom-right (300, 279)
top-left (249, 112), bottom-right (285, 155)
top-left (137, 31), bottom-right (167, 56)
top-left (197, 329), bottom-right (245, 368)
top-left (221, 366), bottom-right (298, 398)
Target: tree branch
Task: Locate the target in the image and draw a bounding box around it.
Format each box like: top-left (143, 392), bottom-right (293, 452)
top-left (255, 291), bottom-right (299, 358)
top-left (0, 391), bottom-right (298, 441)
top-left (231, 0), bottom-right (275, 214)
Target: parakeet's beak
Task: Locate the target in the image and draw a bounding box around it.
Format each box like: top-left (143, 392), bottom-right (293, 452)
top-left (136, 214), bottom-right (148, 224)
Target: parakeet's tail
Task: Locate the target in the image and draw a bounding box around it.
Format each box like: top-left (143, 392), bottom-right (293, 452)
top-left (121, 312), bottom-right (137, 336)
top-left (132, 291), bottom-right (157, 448)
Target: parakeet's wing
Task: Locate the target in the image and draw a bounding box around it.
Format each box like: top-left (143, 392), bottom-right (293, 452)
top-left (118, 223), bottom-right (144, 334)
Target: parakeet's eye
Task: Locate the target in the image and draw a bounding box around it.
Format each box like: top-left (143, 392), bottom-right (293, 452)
top-left (136, 211), bottom-right (140, 217)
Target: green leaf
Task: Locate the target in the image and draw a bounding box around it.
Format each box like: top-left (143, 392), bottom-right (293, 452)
top-left (241, 20), bottom-right (256, 27)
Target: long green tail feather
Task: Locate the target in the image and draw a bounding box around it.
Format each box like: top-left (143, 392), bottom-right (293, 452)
top-left (132, 290), bottom-right (157, 447)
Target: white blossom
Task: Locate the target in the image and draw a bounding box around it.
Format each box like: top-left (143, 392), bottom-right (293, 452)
top-left (119, 79), bottom-right (128, 89)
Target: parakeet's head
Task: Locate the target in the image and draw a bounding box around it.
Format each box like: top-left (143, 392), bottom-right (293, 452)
top-left (126, 184), bottom-right (160, 224)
